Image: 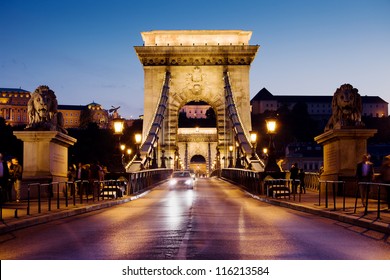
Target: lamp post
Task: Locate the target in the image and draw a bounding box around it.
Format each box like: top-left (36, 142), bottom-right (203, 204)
top-left (262, 147), bottom-right (268, 160)
top-left (113, 118), bottom-right (125, 137)
top-left (216, 147), bottom-right (221, 170)
top-left (160, 144), bottom-right (167, 168)
top-left (113, 117), bottom-right (125, 170)
top-left (250, 131), bottom-right (257, 160)
top-left (228, 144), bottom-right (234, 168)
top-left (235, 141), bottom-right (243, 168)
top-left (126, 148), bottom-right (132, 163)
top-left (135, 133), bottom-right (142, 161)
top-left (151, 141), bottom-right (158, 169)
top-left (264, 116), bottom-right (280, 172)
top-left (120, 144), bottom-right (126, 166)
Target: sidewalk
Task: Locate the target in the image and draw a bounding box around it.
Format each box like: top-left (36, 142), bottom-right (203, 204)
top-left (0, 191), bottom-right (150, 234)
top-left (1, 188), bottom-right (389, 235)
top-left (253, 190), bottom-right (390, 235)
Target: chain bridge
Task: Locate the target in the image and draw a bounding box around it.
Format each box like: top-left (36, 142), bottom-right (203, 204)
top-left (126, 30), bottom-right (264, 175)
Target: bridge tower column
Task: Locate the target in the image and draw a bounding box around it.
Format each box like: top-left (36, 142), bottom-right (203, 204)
top-left (133, 30), bottom-right (263, 171)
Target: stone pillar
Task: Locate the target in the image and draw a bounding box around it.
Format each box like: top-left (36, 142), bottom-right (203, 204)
top-left (13, 131), bottom-right (77, 183)
top-left (314, 128), bottom-right (377, 195)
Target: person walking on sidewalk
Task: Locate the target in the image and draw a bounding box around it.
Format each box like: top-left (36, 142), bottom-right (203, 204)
top-left (355, 154), bottom-right (374, 207)
top-left (9, 157), bottom-right (22, 202)
top-left (380, 155), bottom-right (390, 209)
top-left (299, 168), bottom-right (306, 194)
top-left (290, 163), bottom-right (299, 194)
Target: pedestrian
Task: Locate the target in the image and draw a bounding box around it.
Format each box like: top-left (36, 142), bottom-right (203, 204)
top-left (75, 162), bottom-right (88, 195)
top-left (379, 155), bottom-right (390, 209)
top-left (290, 163), bottom-right (299, 194)
top-left (355, 154), bottom-right (374, 207)
top-left (319, 165), bottom-right (324, 177)
top-left (67, 164), bottom-right (76, 182)
top-left (299, 168), bottom-right (306, 194)
top-left (88, 160), bottom-right (101, 195)
top-left (9, 157), bottom-right (23, 202)
top-left (0, 153), bottom-right (10, 203)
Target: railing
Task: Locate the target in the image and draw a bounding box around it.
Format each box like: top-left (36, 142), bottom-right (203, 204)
top-left (0, 169), bottom-right (173, 220)
top-left (354, 182), bottom-right (390, 219)
top-left (128, 168), bottom-right (173, 194)
top-left (0, 179), bottom-right (129, 220)
top-left (318, 180), bottom-right (346, 211)
top-left (304, 172), bottom-right (321, 191)
top-left (221, 168), bottom-right (261, 194)
top-left (264, 179), bottom-right (303, 201)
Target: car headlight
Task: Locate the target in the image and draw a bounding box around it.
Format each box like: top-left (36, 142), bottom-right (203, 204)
top-left (185, 179), bottom-right (193, 185)
top-left (169, 179), bottom-right (177, 186)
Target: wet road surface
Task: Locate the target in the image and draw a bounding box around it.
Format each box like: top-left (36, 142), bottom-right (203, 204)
top-left (1, 178), bottom-right (389, 259)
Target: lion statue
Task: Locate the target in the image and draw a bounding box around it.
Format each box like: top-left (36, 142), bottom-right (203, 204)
top-left (324, 84), bottom-right (364, 131)
top-left (25, 85), bottom-right (67, 134)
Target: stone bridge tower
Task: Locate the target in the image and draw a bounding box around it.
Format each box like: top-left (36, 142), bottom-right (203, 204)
top-left (134, 30), bottom-right (260, 173)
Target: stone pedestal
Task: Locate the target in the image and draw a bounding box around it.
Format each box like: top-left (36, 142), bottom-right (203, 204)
top-left (13, 131), bottom-right (77, 183)
top-left (314, 128), bottom-right (376, 195)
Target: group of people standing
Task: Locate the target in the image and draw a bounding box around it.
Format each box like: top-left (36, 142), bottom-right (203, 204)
top-left (0, 153), bottom-right (23, 203)
top-left (67, 161), bottom-right (106, 195)
top-left (289, 163), bottom-right (306, 194)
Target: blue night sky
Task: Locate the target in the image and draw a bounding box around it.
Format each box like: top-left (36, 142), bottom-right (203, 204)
top-left (1, 0), bottom-right (389, 118)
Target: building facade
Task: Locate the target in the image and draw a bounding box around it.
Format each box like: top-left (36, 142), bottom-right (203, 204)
top-left (0, 88), bottom-right (109, 129)
top-left (179, 101), bottom-right (211, 119)
top-left (0, 88), bottom-right (30, 126)
top-left (251, 88), bottom-right (389, 118)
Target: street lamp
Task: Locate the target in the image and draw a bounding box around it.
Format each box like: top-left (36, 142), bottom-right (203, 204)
top-left (250, 131), bottom-right (257, 160)
top-left (228, 144), bottom-right (234, 168)
top-left (120, 144), bottom-right (126, 166)
top-left (135, 133), bottom-right (142, 161)
top-left (113, 118), bottom-right (125, 136)
top-left (264, 116), bottom-right (280, 172)
top-left (126, 148), bottom-right (132, 162)
top-left (112, 117), bottom-right (125, 170)
top-left (151, 141), bottom-right (158, 169)
top-left (235, 141), bottom-right (243, 168)
top-left (160, 145), bottom-right (167, 168)
top-left (216, 147), bottom-right (221, 170)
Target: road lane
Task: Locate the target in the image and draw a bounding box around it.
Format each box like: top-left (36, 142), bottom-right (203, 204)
top-left (0, 178), bottom-right (389, 260)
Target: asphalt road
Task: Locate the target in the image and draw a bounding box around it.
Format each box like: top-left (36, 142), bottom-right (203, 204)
top-left (0, 178), bottom-right (389, 260)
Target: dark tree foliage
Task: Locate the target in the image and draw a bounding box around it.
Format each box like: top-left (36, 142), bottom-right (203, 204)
top-left (363, 116), bottom-right (390, 143)
top-left (289, 102), bottom-right (321, 141)
top-left (0, 118), bottom-right (23, 162)
top-left (68, 122), bottom-right (116, 168)
top-left (79, 108), bottom-right (93, 129)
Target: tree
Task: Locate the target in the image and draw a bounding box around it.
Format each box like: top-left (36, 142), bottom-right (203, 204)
top-left (0, 117), bottom-right (23, 161)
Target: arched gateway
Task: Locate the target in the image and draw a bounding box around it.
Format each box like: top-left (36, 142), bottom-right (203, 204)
top-left (127, 30), bottom-right (264, 173)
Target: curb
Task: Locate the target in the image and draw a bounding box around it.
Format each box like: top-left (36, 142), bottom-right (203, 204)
top-left (0, 190), bottom-right (151, 235)
top-left (252, 194), bottom-right (390, 235)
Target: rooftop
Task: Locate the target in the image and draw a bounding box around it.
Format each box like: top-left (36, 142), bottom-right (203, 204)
top-left (0, 88), bottom-right (30, 93)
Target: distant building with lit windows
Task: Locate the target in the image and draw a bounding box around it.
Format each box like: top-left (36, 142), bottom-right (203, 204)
top-left (0, 88), bottom-right (30, 126)
top-left (251, 88), bottom-right (388, 118)
top-left (180, 101), bottom-right (211, 119)
top-left (0, 88), bottom-right (109, 129)
top-left (58, 105), bottom-right (85, 128)
top-left (85, 102), bottom-right (109, 128)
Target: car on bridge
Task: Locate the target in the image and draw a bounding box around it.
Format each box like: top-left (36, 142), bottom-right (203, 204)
top-left (169, 171), bottom-right (195, 189)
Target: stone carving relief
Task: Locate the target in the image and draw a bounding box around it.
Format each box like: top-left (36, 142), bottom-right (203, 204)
top-left (324, 83), bottom-right (364, 132)
top-left (25, 85), bottom-right (67, 134)
top-left (179, 67), bottom-right (211, 101)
